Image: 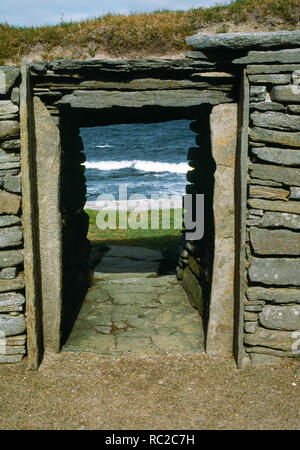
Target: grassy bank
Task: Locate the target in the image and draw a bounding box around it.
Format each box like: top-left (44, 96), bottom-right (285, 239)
top-left (86, 208), bottom-right (183, 274)
top-left (1, 0), bottom-right (299, 64)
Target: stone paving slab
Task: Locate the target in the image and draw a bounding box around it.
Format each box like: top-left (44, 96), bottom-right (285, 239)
top-left (104, 245), bottom-right (162, 261)
top-left (93, 245), bottom-right (162, 280)
top-left (63, 247), bottom-right (205, 356)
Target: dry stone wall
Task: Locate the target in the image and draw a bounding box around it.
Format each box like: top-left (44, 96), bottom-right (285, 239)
top-left (187, 30), bottom-right (300, 364)
top-left (0, 66), bottom-right (26, 363)
top-left (245, 64), bottom-right (300, 364)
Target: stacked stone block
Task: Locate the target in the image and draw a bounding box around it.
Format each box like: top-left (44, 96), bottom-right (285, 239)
top-left (0, 66), bottom-right (26, 363)
top-left (245, 63), bottom-right (300, 364)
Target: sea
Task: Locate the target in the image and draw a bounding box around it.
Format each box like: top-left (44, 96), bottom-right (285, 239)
top-left (81, 119), bottom-right (195, 210)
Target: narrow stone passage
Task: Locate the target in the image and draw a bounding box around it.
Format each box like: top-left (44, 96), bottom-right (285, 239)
top-left (63, 246), bottom-right (205, 356)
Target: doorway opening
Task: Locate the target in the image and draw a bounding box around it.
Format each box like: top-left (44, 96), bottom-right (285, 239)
top-left (60, 112), bottom-right (215, 356)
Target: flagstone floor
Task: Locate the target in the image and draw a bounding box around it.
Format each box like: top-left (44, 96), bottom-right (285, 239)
top-left (63, 246), bottom-right (205, 356)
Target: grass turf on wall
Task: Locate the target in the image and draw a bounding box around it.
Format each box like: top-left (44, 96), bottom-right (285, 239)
top-left (0, 0), bottom-right (299, 64)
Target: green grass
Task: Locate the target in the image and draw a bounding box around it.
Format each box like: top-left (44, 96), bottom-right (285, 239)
top-left (86, 208), bottom-right (183, 274)
top-left (0, 0), bottom-right (299, 64)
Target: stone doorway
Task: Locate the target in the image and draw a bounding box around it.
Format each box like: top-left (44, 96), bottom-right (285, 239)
top-left (22, 59), bottom-right (243, 368)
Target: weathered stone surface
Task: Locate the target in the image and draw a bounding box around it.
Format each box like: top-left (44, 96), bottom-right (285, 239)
top-left (270, 85), bottom-right (300, 104)
top-left (0, 154), bottom-right (20, 163)
top-left (0, 226), bottom-right (22, 249)
top-left (248, 199), bottom-right (300, 215)
top-left (249, 127), bottom-right (300, 147)
top-left (248, 178), bottom-right (282, 187)
top-left (188, 256), bottom-right (201, 278)
top-left (249, 102), bottom-right (285, 112)
top-left (4, 175), bottom-right (21, 193)
top-left (247, 347), bottom-right (293, 358)
top-left (288, 105), bottom-right (300, 114)
top-left (0, 313), bottom-right (25, 336)
top-left (250, 227), bottom-right (300, 255)
top-left (248, 257), bottom-right (300, 286)
top-left (0, 345), bottom-right (25, 355)
top-left (250, 164), bottom-right (300, 186)
top-left (244, 311), bottom-right (259, 322)
top-left (59, 89), bottom-right (234, 110)
top-left (250, 86), bottom-right (266, 102)
top-left (249, 74), bottom-right (291, 84)
top-left (244, 326), bottom-right (295, 351)
top-left (0, 159), bottom-right (20, 170)
top-left (247, 286), bottom-right (300, 304)
top-left (249, 352), bottom-right (285, 364)
top-left (251, 147), bottom-right (300, 166)
top-left (6, 334), bottom-right (26, 345)
top-left (247, 64), bottom-right (300, 74)
top-left (0, 250), bottom-right (23, 268)
top-left (233, 49), bottom-right (300, 64)
top-left (0, 121), bottom-right (20, 140)
top-left (186, 31), bottom-right (300, 51)
top-left (0, 67), bottom-right (19, 95)
top-left (290, 187), bottom-right (300, 200)
top-left (11, 87), bottom-right (20, 106)
top-left (249, 185), bottom-right (289, 201)
top-left (0, 101), bottom-right (18, 118)
top-left (0, 138), bottom-right (20, 150)
top-left (39, 77), bottom-right (236, 91)
top-left (0, 354), bottom-right (23, 363)
top-left (94, 256), bottom-right (160, 279)
top-left (248, 209), bottom-right (264, 216)
top-left (0, 215), bottom-right (20, 228)
top-left (259, 211), bottom-right (300, 230)
top-left (206, 103), bottom-right (237, 356)
top-left (182, 267), bottom-right (203, 314)
top-left (250, 111), bottom-right (300, 132)
top-left (0, 274), bottom-right (25, 292)
top-left (259, 305), bottom-right (300, 331)
top-left (244, 322), bottom-right (258, 333)
top-left (0, 190), bottom-right (20, 215)
top-left (104, 245), bottom-right (162, 261)
top-left (34, 97), bottom-right (62, 353)
top-left (244, 303), bottom-right (263, 312)
top-left (0, 292), bottom-right (25, 312)
top-left (292, 70), bottom-right (300, 84)
top-left (0, 267), bottom-right (17, 279)
top-left (46, 58), bottom-right (216, 74)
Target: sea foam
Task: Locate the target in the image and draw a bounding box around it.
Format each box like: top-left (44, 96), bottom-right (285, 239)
top-left (84, 160), bottom-right (189, 174)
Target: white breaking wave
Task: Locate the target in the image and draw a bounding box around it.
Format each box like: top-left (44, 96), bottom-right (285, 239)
top-left (84, 160), bottom-right (189, 174)
top-left (96, 144), bottom-right (113, 148)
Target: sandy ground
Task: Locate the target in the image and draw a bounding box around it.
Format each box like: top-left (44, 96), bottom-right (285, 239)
top-left (0, 351), bottom-right (299, 430)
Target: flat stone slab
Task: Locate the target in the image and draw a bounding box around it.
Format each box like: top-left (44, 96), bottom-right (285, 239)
top-left (249, 257), bottom-right (300, 286)
top-left (186, 31), bottom-right (300, 51)
top-left (93, 246), bottom-right (162, 279)
top-left (104, 245), bottom-right (162, 261)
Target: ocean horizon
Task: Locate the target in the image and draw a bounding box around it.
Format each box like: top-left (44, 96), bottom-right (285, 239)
top-left (81, 119), bottom-right (195, 206)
